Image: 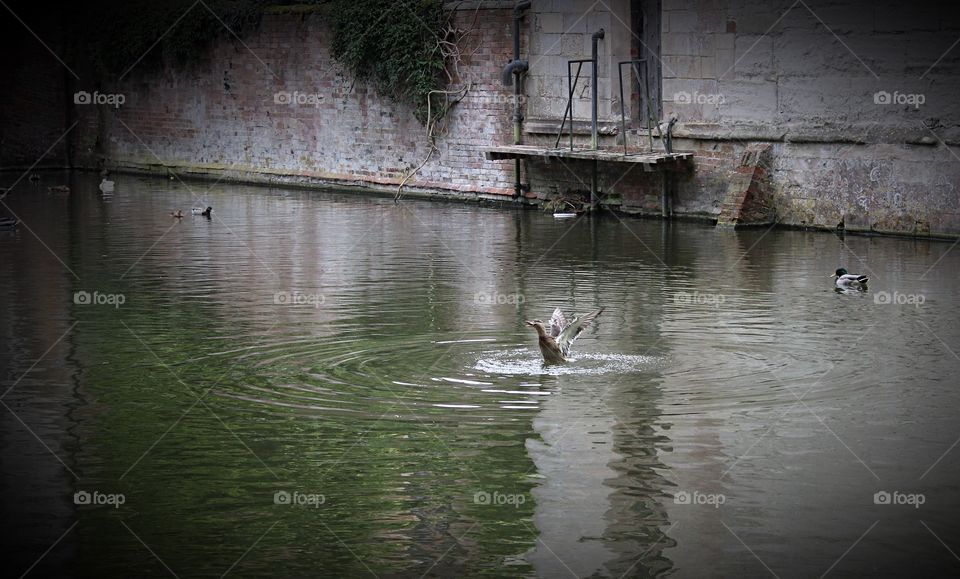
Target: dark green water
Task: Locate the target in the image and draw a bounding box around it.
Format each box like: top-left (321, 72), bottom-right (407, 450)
top-left (1, 172), bottom-right (958, 577)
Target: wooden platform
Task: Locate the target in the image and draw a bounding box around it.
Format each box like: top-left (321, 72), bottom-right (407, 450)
top-left (484, 145), bottom-right (693, 168)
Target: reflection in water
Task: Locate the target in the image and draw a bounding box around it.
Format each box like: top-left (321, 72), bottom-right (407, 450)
top-left (0, 172), bottom-right (958, 577)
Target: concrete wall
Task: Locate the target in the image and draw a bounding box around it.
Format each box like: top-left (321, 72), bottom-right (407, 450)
top-left (657, 0), bottom-right (960, 235)
top-left (524, 0), bottom-right (632, 121)
top-left (514, 0), bottom-right (960, 237)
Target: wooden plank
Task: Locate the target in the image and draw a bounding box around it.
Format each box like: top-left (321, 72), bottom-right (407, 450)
top-left (483, 145), bottom-right (692, 166)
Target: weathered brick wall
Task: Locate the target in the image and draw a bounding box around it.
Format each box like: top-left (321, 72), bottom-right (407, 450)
top-left (70, 8), bottom-right (517, 197)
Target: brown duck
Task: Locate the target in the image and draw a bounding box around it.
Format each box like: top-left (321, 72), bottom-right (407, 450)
top-left (525, 307), bottom-right (604, 364)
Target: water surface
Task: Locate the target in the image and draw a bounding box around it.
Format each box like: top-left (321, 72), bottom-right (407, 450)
top-left (1, 172), bottom-right (958, 577)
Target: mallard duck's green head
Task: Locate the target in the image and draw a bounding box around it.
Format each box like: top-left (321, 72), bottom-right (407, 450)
top-left (834, 268), bottom-right (848, 277)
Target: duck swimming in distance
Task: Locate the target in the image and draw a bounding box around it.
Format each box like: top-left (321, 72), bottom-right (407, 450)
top-left (525, 307), bottom-right (604, 364)
top-left (833, 268), bottom-right (868, 288)
top-left (191, 206), bottom-right (212, 217)
top-left (170, 209), bottom-right (184, 219)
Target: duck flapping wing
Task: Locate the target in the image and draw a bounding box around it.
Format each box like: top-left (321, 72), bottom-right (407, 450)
top-left (549, 308), bottom-right (568, 338)
top-left (556, 308), bottom-right (604, 356)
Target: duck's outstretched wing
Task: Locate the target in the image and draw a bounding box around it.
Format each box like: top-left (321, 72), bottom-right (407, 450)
top-left (549, 308), bottom-right (568, 338)
top-left (557, 308), bottom-right (604, 356)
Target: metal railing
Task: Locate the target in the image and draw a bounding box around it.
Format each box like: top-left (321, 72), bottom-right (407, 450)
top-left (554, 51), bottom-right (660, 155)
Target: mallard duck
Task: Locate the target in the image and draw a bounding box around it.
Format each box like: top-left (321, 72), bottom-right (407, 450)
top-left (191, 206), bottom-right (212, 216)
top-left (833, 268), bottom-right (868, 288)
top-left (525, 307), bottom-right (604, 364)
top-left (170, 210), bottom-right (184, 219)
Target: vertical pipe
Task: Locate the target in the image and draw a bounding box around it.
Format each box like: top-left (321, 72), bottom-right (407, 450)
top-left (567, 62), bottom-right (583, 151)
top-left (590, 29), bottom-right (604, 150)
top-left (618, 62), bottom-right (627, 155)
top-left (511, 1), bottom-right (531, 198)
top-left (513, 12), bottom-right (522, 145)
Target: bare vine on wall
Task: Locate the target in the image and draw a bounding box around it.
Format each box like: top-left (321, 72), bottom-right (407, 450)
top-left (395, 5), bottom-right (482, 202)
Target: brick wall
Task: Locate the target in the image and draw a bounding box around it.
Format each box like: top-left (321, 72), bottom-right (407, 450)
top-left (69, 8), bottom-right (518, 198)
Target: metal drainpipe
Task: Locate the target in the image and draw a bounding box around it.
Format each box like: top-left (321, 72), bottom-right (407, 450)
top-left (590, 28), bottom-right (604, 150)
top-left (590, 29), bottom-right (604, 208)
top-left (512, 2), bottom-right (531, 198)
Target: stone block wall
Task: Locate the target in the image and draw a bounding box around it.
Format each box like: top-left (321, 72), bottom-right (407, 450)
top-left (524, 1), bottom-right (632, 122)
top-left (655, 0), bottom-right (960, 236)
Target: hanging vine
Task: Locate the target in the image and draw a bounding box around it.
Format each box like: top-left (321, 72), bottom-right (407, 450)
top-left (393, 4), bottom-right (483, 201)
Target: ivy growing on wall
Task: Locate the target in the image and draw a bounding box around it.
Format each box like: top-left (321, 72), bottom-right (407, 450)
top-left (69, 0), bottom-right (449, 124)
top-left (326, 0), bottom-right (447, 123)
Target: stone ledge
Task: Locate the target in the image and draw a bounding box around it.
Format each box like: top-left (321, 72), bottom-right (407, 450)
top-left (525, 118), bottom-right (620, 136)
top-left (443, 1), bottom-right (516, 9)
top-left (99, 159), bottom-right (520, 202)
top-left (673, 122), bottom-right (957, 145)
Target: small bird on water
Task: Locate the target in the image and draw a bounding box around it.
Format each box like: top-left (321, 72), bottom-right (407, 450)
top-left (525, 307), bottom-right (604, 364)
top-left (832, 268), bottom-right (868, 288)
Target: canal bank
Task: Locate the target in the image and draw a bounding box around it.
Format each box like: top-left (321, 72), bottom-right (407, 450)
top-left (3, 1), bottom-right (959, 238)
